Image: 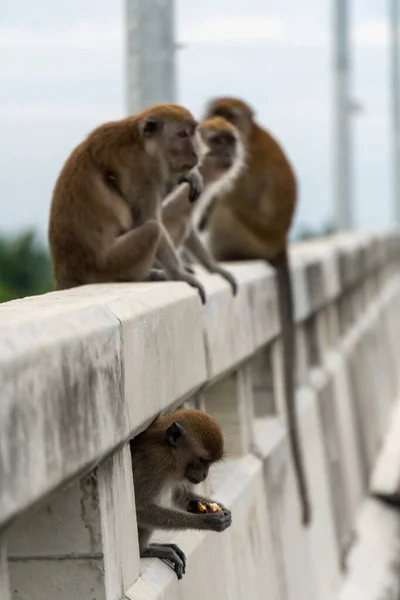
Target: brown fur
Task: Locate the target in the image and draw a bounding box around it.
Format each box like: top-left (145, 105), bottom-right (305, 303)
top-left (202, 97), bottom-right (311, 526)
top-left (160, 116), bottom-right (245, 294)
top-left (48, 104), bottom-right (205, 300)
top-left (140, 409), bottom-right (225, 462)
top-left (130, 408), bottom-right (231, 580)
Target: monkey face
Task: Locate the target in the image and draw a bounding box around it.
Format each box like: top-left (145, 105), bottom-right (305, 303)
top-left (199, 117), bottom-right (241, 182)
top-left (165, 421), bottom-right (214, 484)
top-left (204, 97), bottom-right (254, 140)
top-left (164, 120), bottom-right (199, 174)
top-left (185, 457), bottom-right (211, 484)
top-left (141, 114), bottom-right (199, 175)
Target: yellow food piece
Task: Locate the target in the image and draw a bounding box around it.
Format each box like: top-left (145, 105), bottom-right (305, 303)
top-left (187, 500), bottom-right (207, 513)
top-left (207, 503), bottom-right (222, 513)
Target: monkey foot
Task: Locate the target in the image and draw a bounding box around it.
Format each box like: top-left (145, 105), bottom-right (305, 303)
top-left (214, 268), bottom-right (238, 296)
top-left (142, 543), bottom-right (187, 580)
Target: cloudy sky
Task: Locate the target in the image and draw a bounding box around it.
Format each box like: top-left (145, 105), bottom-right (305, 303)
top-left (0, 0), bottom-right (392, 241)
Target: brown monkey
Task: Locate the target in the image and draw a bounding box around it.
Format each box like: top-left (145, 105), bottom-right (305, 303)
top-left (202, 97), bottom-right (311, 526)
top-left (48, 104), bottom-right (206, 302)
top-left (159, 116), bottom-right (245, 294)
top-left (130, 408), bottom-right (232, 579)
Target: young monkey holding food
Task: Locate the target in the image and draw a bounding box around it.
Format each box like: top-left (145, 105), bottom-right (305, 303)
top-left (158, 116), bottom-right (245, 294)
top-left (130, 409), bottom-right (232, 580)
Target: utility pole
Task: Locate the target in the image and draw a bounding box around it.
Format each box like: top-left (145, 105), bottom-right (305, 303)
top-left (390, 0), bottom-right (400, 225)
top-left (333, 0), bottom-right (353, 230)
top-left (125, 0), bottom-right (176, 115)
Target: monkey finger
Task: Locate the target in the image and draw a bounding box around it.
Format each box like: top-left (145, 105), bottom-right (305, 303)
top-left (170, 554), bottom-right (185, 580)
top-left (194, 283), bottom-right (207, 305)
top-left (179, 175), bottom-right (202, 204)
top-left (217, 269), bottom-right (238, 296)
top-left (159, 543), bottom-right (187, 571)
top-left (147, 545), bottom-right (185, 579)
top-left (216, 503), bottom-right (231, 517)
top-left (185, 276), bottom-right (206, 304)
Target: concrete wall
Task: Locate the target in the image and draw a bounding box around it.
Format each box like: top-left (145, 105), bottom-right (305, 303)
top-left (0, 230), bottom-right (399, 600)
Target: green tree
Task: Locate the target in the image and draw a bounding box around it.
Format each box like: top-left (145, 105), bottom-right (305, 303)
top-left (0, 230), bottom-right (53, 303)
top-left (294, 220), bottom-right (336, 242)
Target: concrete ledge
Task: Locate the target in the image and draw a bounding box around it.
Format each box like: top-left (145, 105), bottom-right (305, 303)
top-left (0, 232), bottom-right (399, 534)
top-left (125, 455), bottom-right (282, 600)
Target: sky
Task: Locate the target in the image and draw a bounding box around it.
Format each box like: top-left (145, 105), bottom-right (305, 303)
top-left (0, 0), bottom-right (393, 241)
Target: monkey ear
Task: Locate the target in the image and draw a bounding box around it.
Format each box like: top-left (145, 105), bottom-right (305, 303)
top-left (165, 422), bottom-right (185, 447)
top-left (141, 117), bottom-right (162, 138)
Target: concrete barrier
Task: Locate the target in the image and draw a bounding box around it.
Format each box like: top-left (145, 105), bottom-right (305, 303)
top-left (1, 230), bottom-right (400, 599)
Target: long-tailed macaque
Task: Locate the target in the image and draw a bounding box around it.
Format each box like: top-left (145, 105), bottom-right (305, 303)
top-left (48, 104), bottom-right (206, 302)
top-left (159, 116), bottom-right (245, 294)
top-left (130, 409), bottom-right (232, 579)
top-left (201, 97), bottom-right (311, 526)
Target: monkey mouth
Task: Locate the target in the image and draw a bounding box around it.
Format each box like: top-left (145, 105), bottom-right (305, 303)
top-left (219, 158), bottom-right (233, 169)
top-left (187, 475), bottom-right (204, 485)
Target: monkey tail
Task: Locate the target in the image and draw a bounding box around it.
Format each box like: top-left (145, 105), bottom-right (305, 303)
top-left (272, 250), bottom-right (312, 526)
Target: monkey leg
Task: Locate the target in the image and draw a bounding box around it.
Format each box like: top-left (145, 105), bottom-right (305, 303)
top-left (179, 249), bottom-right (195, 274)
top-left (99, 220), bottom-right (161, 281)
top-left (141, 543), bottom-right (186, 579)
top-left (146, 268), bottom-right (168, 281)
top-left (156, 227), bottom-right (206, 304)
top-left (184, 228), bottom-right (238, 295)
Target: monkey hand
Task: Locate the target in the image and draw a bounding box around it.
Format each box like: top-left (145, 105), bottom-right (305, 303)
top-left (201, 510), bottom-right (232, 532)
top-left (179, 169), bottom-right (203, 203)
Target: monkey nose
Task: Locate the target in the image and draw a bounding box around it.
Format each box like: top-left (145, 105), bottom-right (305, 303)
top-left (184, 150), bottom-right (198, 170)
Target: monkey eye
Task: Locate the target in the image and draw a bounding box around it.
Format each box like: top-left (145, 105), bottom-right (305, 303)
top-left (198, 457), bottom-right (211, 467)
top-left (212, 133), bottom-right (235, 145)
top-left (214, 108), bottom-right (234, 122)
top-left (178, 130), bottom-right (189, 139)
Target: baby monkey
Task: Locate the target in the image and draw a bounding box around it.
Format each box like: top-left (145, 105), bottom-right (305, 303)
top-left (130, 409), bottom-right (232, 580)
top-left (159, 117), bottom-right (245, 294)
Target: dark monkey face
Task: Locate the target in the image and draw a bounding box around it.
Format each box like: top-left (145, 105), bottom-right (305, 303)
top-left (165, 421), bottom-right (215, 484)
top-left (204, 97), bottom-right (254, 140)
top-left (199, 117), bottom-right (240, 182)
top-left (141, 115), bottom-right (199, 175)
top-left (185, 457), bottom-right (211, 484)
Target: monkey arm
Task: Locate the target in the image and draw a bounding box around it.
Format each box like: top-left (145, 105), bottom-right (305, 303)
top-left (162, 182), bottom-right (192, 218)
top-left (198, 195), bottom-right (217, 231)
top-left (136, 503), bottom-right (231, 532)
top-left (98, 221), bottom-right (161, 280)
top-left (183, 229), bottom-right (238, 295)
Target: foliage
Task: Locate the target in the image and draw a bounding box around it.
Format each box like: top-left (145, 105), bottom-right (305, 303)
top-left (0, 230), bottom-right (53, 303)
top-left (294, 220), bottom-right (337, 242)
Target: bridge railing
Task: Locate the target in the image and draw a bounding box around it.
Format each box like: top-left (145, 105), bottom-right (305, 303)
top-left (1, 229), bottom-right (399, 600)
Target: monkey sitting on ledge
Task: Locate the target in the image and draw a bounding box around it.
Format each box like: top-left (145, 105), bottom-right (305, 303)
top-left (159, 116), bottom-right (245, 295)
top-left (130, 409), bottom-right (232, 580)
top-left (48, 104), bottom-right (206, 302)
